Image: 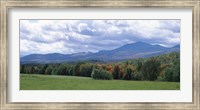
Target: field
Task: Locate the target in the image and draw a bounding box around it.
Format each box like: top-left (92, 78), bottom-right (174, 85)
top-left (20, 74), bottom-right (180, 90)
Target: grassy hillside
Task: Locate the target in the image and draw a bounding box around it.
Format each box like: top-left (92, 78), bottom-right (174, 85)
top-left (20, 74), bottom-right (180, 90)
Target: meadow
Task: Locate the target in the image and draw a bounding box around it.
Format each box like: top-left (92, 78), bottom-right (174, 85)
top-left (20, 74), bottom-right (180, 90)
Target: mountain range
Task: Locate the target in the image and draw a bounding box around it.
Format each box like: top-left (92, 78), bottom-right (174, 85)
top-left (20, 42), bottom-right (180, 64)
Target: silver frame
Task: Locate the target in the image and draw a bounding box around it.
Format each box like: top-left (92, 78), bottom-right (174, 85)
top-left (0, 0), bottom-right (199, 110)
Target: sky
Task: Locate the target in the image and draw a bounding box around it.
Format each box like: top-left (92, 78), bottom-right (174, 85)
top-left (20, 20), bottom-right (180, 56)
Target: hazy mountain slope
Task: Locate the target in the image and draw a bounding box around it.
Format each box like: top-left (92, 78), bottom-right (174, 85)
top-left (21, 42), bottom-right (180, 64)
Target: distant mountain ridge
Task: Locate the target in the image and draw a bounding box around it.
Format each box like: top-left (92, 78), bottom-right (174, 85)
top-left (21, 42), bottom-right (180, 64)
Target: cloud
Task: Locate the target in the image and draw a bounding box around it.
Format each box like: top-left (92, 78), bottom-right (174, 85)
top-left (20, 39), bottom-right (75, 56)
top-left (20, 20), bottom-right (180, 56)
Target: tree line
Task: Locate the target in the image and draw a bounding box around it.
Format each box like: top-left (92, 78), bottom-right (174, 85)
top-left (20, 52), bottom-right (180, 82)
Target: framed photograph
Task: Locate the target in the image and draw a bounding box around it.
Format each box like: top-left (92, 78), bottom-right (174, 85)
top-left (0, 0), bottom-right (200, 110)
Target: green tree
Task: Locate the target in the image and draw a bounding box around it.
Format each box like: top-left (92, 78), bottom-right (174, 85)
top-left (112, 65), bottom-right (120, 79)
top-left (57, 64), bottom-right (67, 75)
top-left (123, 67), bottom-right (132, 80)
top-left (135, 59), bottom-right (143, 71)
top-left (45, 66), bottom-right (53, 75)
top-left (74, 62), bottom-right (82, 76)
top-left (163, 59), bottom-right (180, 82)
top-left (132, 71), bottom-right (143, 80)
top-left (163, 67), bottom-right (173, 81)
top-left (30, 66), bottom-right (35, 74)
top-left (172, 60), bottom-right (180, 82)
top-left (67, 65), bottom-right (74, 76)
top-left (34, 66), bottom-right (39, 74)
top-left (142, 58), bottom-right (160, 81)
top-left (20, 65), bottom-right (25, 73)
top-left (52, 67), bottom-right (58, 75)
top-left (24, 66), bottom-right (30, 74)
top-left (80, 63), bottom-right (93, 77)
top-left (39, 64), bottom-right (48, 74)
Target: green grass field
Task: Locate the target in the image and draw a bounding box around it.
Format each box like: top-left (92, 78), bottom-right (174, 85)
top-left (20, 74), bottom-right (180, 90)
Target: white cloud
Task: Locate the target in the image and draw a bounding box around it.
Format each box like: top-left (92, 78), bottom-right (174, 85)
top-left (77, 23), bottom-right (88, 32)
top-left (20, 20), bottom-right (180, 56)
top-left (20, 39), bottom-right (74, 55)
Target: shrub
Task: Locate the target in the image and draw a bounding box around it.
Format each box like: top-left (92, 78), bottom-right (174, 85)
top-left (91, 68), bottom-right (113, 80)
top-left (157, 76), bottom-right (164, 81)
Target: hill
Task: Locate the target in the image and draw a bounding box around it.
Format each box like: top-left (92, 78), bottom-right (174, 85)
top-left (21, 42), bottom-right (180, 64)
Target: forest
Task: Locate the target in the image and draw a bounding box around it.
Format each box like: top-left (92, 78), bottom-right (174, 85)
top-left (20, 52), bottom-right (180, 82)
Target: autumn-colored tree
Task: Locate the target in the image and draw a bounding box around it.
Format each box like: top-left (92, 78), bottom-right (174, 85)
top-left (106, 64), bottom-right (113, 73)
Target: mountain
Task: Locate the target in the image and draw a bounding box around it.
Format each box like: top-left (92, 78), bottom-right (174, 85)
top-left (20, 42), bottom-right (180, 64)
top-left (89, 42), bottom-right (168, 61)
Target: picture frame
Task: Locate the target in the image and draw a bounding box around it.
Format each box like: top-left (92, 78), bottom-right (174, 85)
top-left (0, 0), bottom-right (199, 110)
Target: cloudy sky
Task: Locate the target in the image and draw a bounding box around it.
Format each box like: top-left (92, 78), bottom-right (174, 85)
top-left (20, 20), bottom-right (180, 56)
